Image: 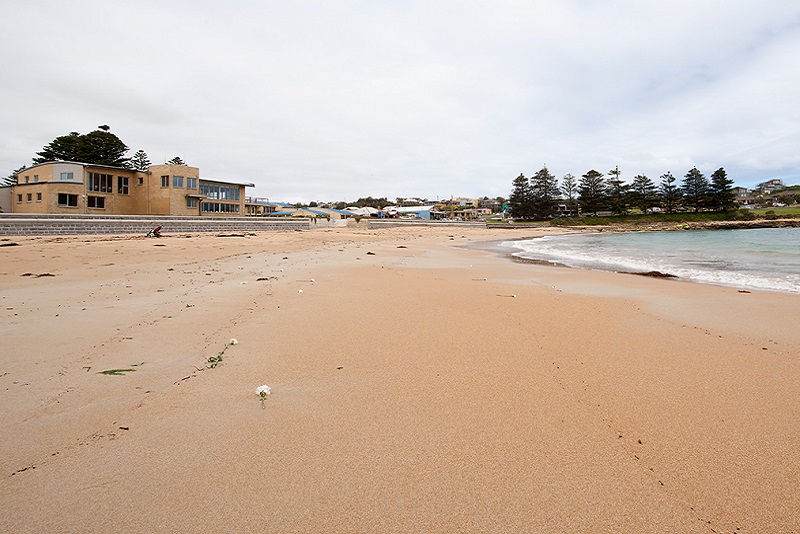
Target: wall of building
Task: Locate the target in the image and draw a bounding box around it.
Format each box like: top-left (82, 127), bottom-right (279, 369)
top-left (10, 163), bottom-right (148, 216)
top-left (12, 163), bottom-right (84, 215)
top-left (10, 162), bottom-right (255, 217)
top-left (0, 187), bottom-right (11, 213)
top-left (148, 164), bottom-right (203, 216)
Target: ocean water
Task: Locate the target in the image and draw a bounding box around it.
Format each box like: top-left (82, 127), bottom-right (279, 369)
top-left (501, 228), bottom-right (800, 294)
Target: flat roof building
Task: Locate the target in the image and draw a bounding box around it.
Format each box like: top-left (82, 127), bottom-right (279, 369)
top-left (8, 161), bottom-right (254, 216)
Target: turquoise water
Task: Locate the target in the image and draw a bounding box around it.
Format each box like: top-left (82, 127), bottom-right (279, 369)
top-left (502, 228), bottom-right (800, 293)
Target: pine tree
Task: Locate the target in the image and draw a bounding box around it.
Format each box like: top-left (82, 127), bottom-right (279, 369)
top-left (709, 167), bottom-right (736, 212)
top-left (561, 173), bottom-right (577, 213)
top-left (33, 126), bottom-right (130, 167)
top-left (630, 174), bottom-right (657, 213)
top-left (608, 165), bottom-right (622, 183)
top-left (606, 166), bottom-right (629, 215)
top-left (681, 167), bottom-right (710, 212)
top-left (659, 172), bottom-right (681, 213)
top-left (578, 169), bottom-right (606, 216)
top-left (167, 156), bottom-right (187, 166)
top-left (3, 165), bottom-right (26, 187)
top-left (131, 150), bottom-right (151, 171)
top-left (529, 166), bottom-right (560, 219)
top-left (509, 173), bottom-right (532, 219)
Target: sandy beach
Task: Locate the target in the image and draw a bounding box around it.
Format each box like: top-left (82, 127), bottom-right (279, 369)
top-left (1, 225), bottom-right (799, 532)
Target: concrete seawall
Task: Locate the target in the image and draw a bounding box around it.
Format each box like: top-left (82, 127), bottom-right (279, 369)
top-left (0, 214), bottom-right (310, 236)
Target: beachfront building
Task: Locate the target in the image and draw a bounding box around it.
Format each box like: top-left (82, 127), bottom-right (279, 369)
top-left (8, 161), bottom-right (254, 216)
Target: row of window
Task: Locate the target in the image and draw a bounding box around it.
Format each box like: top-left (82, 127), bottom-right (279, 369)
top-left (161, 175), bottom-right (198, 189)
top-left (17, 193), bottom-right (43, 202)
top-left (200, 183), bottom-right (240, 201)
top-left (201, 202), bottom-right (240, 213)
top-left (86, 173), bottom-right (133, 195)
top-left (87, 172), bottom-right (113, 193)
top-left (57, 194), bottom-right (103, 208)
top-left (17, 192), bottom-right (105, 208)
top-left (19, 193), bottom-right (237, 212)
top-left (22, 172), bottom-right (161, 191)
top-left (21, 172), bottom-right (119, 184)
top-left (23, 172), bottom-right (210, 194)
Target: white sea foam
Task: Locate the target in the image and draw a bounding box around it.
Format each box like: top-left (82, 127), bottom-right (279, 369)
top-left (501, 228), bottom-right (800, 294)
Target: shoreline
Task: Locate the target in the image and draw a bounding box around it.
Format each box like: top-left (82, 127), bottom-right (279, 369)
top-left (480, 226), bottom-right (799, 295)
top-left (2, 226), bottom-right (799, 532)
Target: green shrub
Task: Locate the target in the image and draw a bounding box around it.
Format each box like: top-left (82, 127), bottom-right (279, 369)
top-left (737, 208), bottom-right (756, 220)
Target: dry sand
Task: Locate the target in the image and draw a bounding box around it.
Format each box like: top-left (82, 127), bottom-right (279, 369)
top-left (1, 226), bottom-right (799, 532)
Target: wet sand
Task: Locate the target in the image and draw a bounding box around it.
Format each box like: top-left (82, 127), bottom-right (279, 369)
top-left (1, 226), bottom-right (799, 532)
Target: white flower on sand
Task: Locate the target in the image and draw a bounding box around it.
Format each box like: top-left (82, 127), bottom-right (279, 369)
top-left (229, 338), bottom-right (238, 345)
top-left (257, 384), bottom-right (271, 409)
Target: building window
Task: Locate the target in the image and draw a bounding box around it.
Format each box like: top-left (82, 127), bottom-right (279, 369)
top-left (161, 175), bottom-right (169, 188)
top-left (36, 192), bottom-right (42, 201)
top-left (186, 177), bottom-right (197, 189)
top-left (118, 176), bottom-right (129, 195)
top-left (34, 175), bottom-right (39, 183)
top-left (199, 184), bottom-right (240, 201)
top-left (87, 172), bottom-right (113, 193)
top-left (87, 196), bottom-right (105, 209)
top-left (173, 175), bottom-right (184, 188)
top-left (201, 202), bottom-right (240, 214)
top-left (24, 176), bottom-right (29, 183)
top-left (26, 193), bottom-right (32, 202)
top-left (17, 194), bottom-right (22, 202)
top-left (137, 177), bottom-right (143, 185)
top-left (187, 198), bottom-right (198, 208)
top-left (60, 172), bottom-right (74, 180)
top-left (58, 193), bottom-right (78, 207)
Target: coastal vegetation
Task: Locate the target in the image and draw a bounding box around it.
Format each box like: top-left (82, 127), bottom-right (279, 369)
top-left (507, 165), bottom-right (798, 224)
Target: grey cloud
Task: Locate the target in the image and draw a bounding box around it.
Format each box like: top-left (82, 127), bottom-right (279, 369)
top-left (2, 0), bottom-right (799, 202)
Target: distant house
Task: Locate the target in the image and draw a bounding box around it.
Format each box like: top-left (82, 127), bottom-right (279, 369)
top-left (478, 198), bottom-right (503, 212)
top-left (292, 208), bottom-right (352, 220)
top-left (756, 179), bottom-right (784, 194)
top-left (731, 187), bottom-right (750, 198)
top-left (245, 196), bottom-right (274, 216)
top-left (450, 207), bottom-right (492, 220)
top-left (386, 206), bottom-right (440, 220)
top-left (453, 197), bottom-right (478, 207)
top-left (9, 161), bottom-right (254, 216)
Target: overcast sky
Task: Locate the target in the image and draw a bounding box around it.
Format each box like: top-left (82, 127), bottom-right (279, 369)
top-left (2, 1), bottom-right (799, 203)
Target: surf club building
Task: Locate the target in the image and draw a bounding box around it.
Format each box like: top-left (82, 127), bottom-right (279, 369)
top-left (5, 161), bottom-right (254, 216)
